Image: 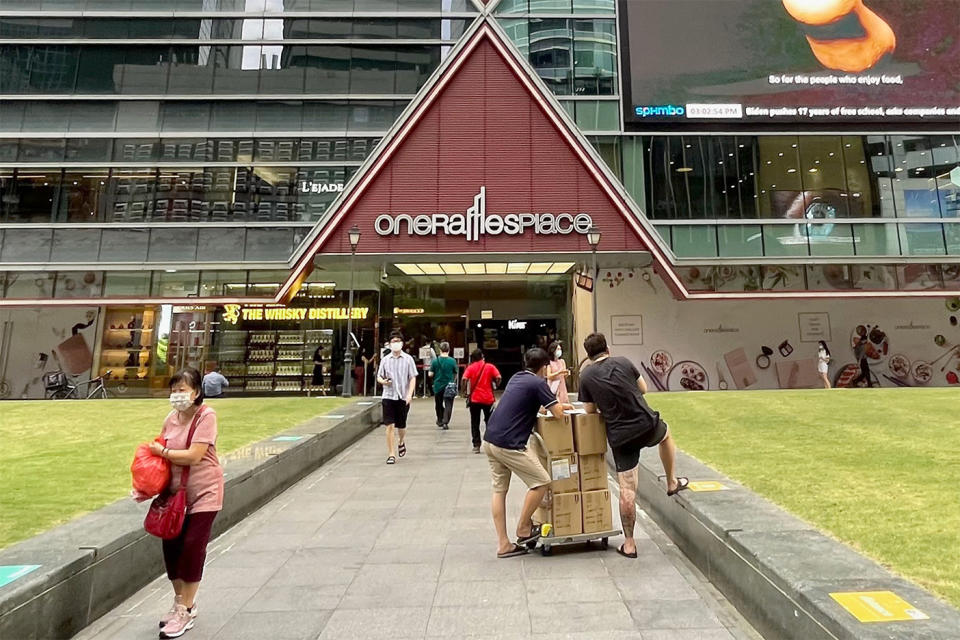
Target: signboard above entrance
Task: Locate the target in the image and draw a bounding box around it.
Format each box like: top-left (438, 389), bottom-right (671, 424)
top-left (374, 187), bottom-right (593, 242)
top-left (222, 304), bottom-right (368, 324)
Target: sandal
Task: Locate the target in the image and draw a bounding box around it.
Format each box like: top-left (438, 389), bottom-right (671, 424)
top-left (517, 520), bottom-right (541, 546)
top-left (667, 477), bottom-right (690, 496)
top-left (386, 456), bottom-right (396, 465)
top-left (398, 443), bottom-right (406, 457)
top-left (616, 545), bottom-right (638, 559)
top-left (497, 544), bottom-right (528, 559)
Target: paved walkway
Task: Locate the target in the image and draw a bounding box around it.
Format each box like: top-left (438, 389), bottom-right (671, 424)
top-left (76, 400), bottom-right (762, 640)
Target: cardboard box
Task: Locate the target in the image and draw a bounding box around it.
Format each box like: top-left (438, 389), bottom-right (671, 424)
top-left (582, 489), bottom-right (613, 534)
top-left (578, 453), bottom-right (607, 491)
top-left (573, 413), bottom-right (607, 455)
top-left (550, 491), bottom-right (583, 536)
top-left (548, 453), bottom-right (580, 494)
top-left (536, 414), bottom-right (574, 456)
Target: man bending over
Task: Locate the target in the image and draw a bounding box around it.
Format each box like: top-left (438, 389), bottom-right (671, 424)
top-left (483, 348), bottom-right (572, 558)
top-left (578, 333), bottom-right (688, 558)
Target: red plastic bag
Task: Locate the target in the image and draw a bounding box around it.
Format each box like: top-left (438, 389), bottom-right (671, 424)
top-left (131, 438), bottom-right (171, 497)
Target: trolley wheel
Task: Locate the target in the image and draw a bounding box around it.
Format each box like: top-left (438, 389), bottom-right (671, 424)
top-left (541, 545), bottom-right (553, 557)
top-left (601, 537), bottom-right (609, 550)
top-left (525, 539), bottom-right (538, 550)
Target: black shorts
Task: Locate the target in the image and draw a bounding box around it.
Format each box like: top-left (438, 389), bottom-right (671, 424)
top-left (382, 398), bottom-right (409, 429)
top-left (610, 419), bottom-right (669, 473)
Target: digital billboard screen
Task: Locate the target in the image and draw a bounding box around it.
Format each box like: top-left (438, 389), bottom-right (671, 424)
top-left (619, 0), bottom-right (960, 128)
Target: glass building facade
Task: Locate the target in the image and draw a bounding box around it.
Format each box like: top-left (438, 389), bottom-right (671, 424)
top-left (0, 0), bottom-right (957, 300)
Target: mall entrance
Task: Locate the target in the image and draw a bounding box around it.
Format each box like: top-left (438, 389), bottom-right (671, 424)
top-left (375, 261), bottom-right (577, 392)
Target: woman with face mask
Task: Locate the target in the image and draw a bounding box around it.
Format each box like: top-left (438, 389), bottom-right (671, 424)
top-left (147, 367), bottom-right (222, 639)
top-left (546, 340), bottom-right (570, 405)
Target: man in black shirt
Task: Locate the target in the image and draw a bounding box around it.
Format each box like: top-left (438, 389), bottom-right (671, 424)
top-left (578, 333), bottom-right (687, 558)
top-left (483, 348), bottom-right (571, 558)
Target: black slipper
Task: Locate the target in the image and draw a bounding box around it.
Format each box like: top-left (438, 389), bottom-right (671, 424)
top-left (386, 456), bottom-right (396, 465)
top-left (497, 544), bottom-right (528, 559)
top-left (616, 545), bottom-right (638, 559)
top-left (517, 529), bottom-right (541, 546)
top-left (398, 443), bottom-right (406, 457)
top-left (667, 476), bottom-right (690, 496)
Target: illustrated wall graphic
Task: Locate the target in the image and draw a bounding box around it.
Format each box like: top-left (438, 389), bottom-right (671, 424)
top-left (781, 0), bottom-right (896, 72)
top-left (724, 348), bottom-right (758, 389)
top-left (597, 269), bottom-right (960, 391)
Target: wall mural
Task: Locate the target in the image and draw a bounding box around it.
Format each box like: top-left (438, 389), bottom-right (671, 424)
top-left (598, 268), bottom-right (960, 391)
top-left (0, 305), bottom-right (101, 399)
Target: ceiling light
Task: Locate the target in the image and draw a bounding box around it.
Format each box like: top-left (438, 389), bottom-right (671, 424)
top-left (675, 167), bottom-right (693, 173)
top-left (439, 263), bottom-right (464, 275)
top-left (463, 263), bottom-right (486, 275)
top-left (419, 264), bottom-right (444, 275)
top-left (507, 263), bottom-right (530, 274)
top-left (394, 263), bottom-right (424, 275)
top-left (787, 168), bottom-right (796, 173)
top-left (528, 263), bottom-right (552, 274)
top-left (547, 262), bottom-right (575, 274)
top-left (808, 168), bottom-right (818, 173)
top-left (486, 263), bottom-right (507, 274)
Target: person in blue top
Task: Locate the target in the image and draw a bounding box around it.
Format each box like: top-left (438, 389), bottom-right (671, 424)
top-left (201, 363), bottom-right (229, 398)
top-left (483, 347), bottom-right (573, 558)
top-left (428, 342), bottom-right (458, 430)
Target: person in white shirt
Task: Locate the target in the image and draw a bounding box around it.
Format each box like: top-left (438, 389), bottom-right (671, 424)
top-left (817, 340), bottom-right (831, 389)
top-left (376, 330), bottom-right (419, 465)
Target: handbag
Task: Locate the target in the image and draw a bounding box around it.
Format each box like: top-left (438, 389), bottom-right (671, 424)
top-left (144, 407), bottom-right (206, 540)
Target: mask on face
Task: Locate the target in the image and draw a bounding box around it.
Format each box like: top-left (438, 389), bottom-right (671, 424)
top-left (390, 342), bottom-right (403, 353)
top-left (169, 391), bottom-right (193, 411)
top-left (555, 349), bottom-right (562, 359)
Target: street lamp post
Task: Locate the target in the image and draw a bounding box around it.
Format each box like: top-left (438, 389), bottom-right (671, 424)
top-left (342, 225), bottom-right (361, 397)
top-left (586, 225), bottom-right (601, 333)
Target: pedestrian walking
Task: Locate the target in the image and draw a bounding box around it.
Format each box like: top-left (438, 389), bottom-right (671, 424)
top-left (311, 345), bottom-right (325, 390)
top-left (817, 340), bottom-right (831, 389)
top-left (482, 348), bottom-right (572, 558)
top-left (201, 363), bottom-right (228, 399)
top-left (429, 342), bottom-right (458, 430)
top-left (461, 349), bottom-right (501, 454)
top-left (376, 330), bottom-right (418, 464)
top-left (546, 341), bottom-right (570, 404)
top-left (851, 335), bottom-right (874, 387)
top-left (577, 333), bottom-right (687, 559)
top-left (145, 368), bottom-right (223, 638)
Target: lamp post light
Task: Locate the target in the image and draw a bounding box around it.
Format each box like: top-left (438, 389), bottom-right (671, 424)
top-left (342, 225), bottom-right (361, 397)
top-left (586, 225), bottom-right (601, 333)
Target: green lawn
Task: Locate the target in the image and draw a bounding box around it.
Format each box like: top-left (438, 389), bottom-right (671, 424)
top-left (650, 388), bottom-right (960, 609)
top-left (0, 397), bottom-right (350, 550)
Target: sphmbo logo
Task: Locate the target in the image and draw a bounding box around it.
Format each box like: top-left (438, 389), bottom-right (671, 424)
top-left (374, 187), bottom-right (594, 241)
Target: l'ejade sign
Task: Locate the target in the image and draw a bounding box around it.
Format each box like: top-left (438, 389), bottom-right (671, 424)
top-left (222, 304), bottom-right (369, 324)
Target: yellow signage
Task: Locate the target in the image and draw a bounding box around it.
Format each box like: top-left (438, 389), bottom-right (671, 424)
top-left (393, 307), bottom-right (424, 315)
top-left (222, 305), bottom-right (369, 324)
top-left (688, 481), bottom-right (729, 492)
top-left (830, 591), bottom-right (929, 623)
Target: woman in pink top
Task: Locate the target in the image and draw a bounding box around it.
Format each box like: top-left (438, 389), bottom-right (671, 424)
top-left (546, 341), bottom-right (570, 405)
top-left (147, 367), bottom-right (223, 639)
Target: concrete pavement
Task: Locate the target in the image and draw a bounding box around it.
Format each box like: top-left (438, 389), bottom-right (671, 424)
top-left (75, 399), bottom-right (762, 640)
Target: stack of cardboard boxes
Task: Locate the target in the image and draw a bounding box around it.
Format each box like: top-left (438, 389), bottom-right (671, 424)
top-left (534, 412), bottom-right (614, 537)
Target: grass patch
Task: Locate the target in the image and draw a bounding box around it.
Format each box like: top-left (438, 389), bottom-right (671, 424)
top-left (0, 397), bottom-right (350, 550)
top-left (649, 388), bottom-right (960, 608)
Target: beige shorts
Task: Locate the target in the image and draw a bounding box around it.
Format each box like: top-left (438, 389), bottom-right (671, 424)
top-left (483, 442), bottom-right (552, 493)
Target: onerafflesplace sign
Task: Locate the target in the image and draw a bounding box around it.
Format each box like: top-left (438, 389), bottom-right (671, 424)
top-left (374, 187), bottom-right (594, 241)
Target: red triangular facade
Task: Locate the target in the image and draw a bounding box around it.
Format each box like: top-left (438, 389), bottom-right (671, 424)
top-left (303, 30), bottom-right (659, 258)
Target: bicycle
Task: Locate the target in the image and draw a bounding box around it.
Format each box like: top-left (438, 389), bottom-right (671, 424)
top-left (44, 370), bottom-right (112, 399)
